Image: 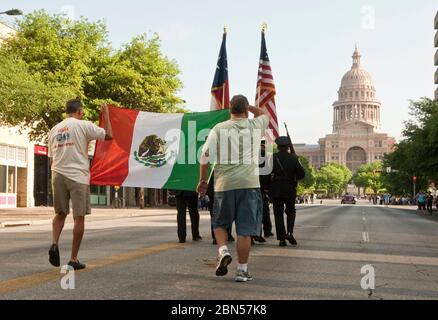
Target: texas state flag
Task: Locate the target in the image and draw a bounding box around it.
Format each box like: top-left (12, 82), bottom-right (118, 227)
top-left (210, 31), bottom-right (230, 110)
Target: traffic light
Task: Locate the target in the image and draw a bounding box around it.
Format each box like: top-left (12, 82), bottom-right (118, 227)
top-left (413, 176), bottom-right (417, 182)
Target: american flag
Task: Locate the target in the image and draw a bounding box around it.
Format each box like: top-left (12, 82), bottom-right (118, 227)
top-left (255, 29), bottom-right (279, 140)
top-left (210, 30), bottom-right (230, 110)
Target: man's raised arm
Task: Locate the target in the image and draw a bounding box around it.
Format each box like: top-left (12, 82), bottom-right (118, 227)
top-left (101, 104), bottom-right (113, 140)
top-left (249, 105), bottom-right (271, 119)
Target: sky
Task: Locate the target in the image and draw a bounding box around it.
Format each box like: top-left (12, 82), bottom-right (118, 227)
top-left (2, 0), bottom-right (437, 143)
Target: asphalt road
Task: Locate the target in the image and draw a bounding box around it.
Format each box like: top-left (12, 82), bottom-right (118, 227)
top-left (1, 204), bottom-right (438, 300)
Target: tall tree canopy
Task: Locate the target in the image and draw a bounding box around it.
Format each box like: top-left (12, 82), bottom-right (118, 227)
top-left (0, 10), bottom-right (184, 142)
top-left (316, 163), bottom-right (352, 196)
top-left (353, 162), bottom-right (384, 194)
top-left (382, 98), bottom-right (438, 195)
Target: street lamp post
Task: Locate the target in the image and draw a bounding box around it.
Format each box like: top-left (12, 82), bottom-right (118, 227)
top-left (0, 9), bottom-right (23, 16)
top-left (413, 176), bottom-right (417, 200)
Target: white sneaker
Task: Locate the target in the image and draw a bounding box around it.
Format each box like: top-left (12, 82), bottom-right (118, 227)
top-left (235, 270), bottom-right (253, 282)
top-left (215, 250), bottom-right (232, 276)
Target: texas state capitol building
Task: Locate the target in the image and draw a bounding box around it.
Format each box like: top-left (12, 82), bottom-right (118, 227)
top-left (295, 47), bottom-right (395, 173)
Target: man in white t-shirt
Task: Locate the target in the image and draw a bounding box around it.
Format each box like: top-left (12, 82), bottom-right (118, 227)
top-left (48, 99), bottom-right (112, 270)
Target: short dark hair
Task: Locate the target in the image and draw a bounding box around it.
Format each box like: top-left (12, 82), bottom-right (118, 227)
top-left (66, 99), bottom-right (83, 114)
top-left (230, 95), bottom-right (249, 115)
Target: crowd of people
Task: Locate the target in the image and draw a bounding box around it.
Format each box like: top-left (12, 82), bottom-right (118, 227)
top-left (367, 192), bottom-right (438, 215)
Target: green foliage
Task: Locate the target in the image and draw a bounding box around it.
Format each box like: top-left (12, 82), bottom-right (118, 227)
top-left (382, 98), bottom-right (438, 195)
top-left (0, 10), bottom-right (184, 142)
top-left (353, 162), bottom-right (383, 194)
top-left (296, 156), bottom-right (316, 196)
top-left (316, 163), bottom-right (352, 195)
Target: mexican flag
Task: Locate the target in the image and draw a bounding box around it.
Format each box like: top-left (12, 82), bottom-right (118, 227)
top-left (90, 105), bottom-right (230, 191)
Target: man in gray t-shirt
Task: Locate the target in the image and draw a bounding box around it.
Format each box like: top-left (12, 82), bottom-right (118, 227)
top-left (198, 95), bottom-right (270, 282)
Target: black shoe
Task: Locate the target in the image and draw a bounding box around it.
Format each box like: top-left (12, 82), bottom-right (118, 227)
top-left (279, 240), bottom-right (287, 247)
top-left (254, 236), bottom-right (267, 243)
top-left (179, 238), bottom-right (186, 243)
top-left (67, 260), bottom-right (86, 270)
top-left (265, 232), bottom-right (274, 238)
top-left (228, 235), bottom-right (235, 242)
top-left (49, 244), bottom-right (60, 267)
top-left (251, 238), bottom-right (255, 245)
top-left (286, 234), bottom-right (297, 246)
top-left (193, 235), bottom-right (202, 241)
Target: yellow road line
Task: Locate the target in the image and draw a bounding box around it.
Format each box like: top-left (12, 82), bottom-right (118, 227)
top-left (0, 242), bottom-right (184, 294)
top-left (253, 248), bottom-right (438, 267)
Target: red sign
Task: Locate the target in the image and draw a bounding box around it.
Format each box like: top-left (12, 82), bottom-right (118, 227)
top-left (34, 145), bottom-right (48, 156)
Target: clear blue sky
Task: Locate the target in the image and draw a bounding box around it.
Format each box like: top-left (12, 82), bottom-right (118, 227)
top-left (2, 0), bottom-right (437, 143)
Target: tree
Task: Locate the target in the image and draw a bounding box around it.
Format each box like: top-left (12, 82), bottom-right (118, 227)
top-left (0, 10), bottom-right (183, 142)
top-left (296, 156), bottom-right (316, 196)
top-left (353, 162), bottom-right (384, 195)
top-left (316, 163), bottom-right (352, 196)
top-left (382, 98), bottom-right (438, 195)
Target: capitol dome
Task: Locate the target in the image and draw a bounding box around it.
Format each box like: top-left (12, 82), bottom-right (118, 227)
top-left (340, 47), bottom-right (375, 90)
top-left (332, 46), bottom-right (382, 132)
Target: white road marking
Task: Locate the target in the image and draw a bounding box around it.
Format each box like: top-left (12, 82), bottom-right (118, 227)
top-left (362, 232), bottom-right (370, 242)
top-left (252, 248), bottom-right (438, 267)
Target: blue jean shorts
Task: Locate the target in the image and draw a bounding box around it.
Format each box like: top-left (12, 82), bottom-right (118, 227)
top-left (212, 188), bottom-right (263, 237)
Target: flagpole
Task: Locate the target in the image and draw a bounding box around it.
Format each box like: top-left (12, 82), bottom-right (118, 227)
top-left (222, 25), bottom-right (227, 109)
top-left (257, 23), bottom-right (267, 109)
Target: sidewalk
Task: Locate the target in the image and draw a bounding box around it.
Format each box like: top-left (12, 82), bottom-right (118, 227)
top-left (0, 206), bottom-right (178, 228)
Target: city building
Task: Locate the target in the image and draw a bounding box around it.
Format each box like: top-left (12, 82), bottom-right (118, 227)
top-left (295, 47), bottom-right (395, 173)
top-left (0, 21), bottom-right (36, 208)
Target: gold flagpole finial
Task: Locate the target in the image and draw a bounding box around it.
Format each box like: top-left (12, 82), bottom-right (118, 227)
top-left (223, 25), bottom-right (228, 35)
top-left (261, 22), bottom-right (268, 33)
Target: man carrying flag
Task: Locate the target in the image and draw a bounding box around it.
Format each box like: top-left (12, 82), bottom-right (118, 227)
top-left (210, 27), bottom-right (230, 110)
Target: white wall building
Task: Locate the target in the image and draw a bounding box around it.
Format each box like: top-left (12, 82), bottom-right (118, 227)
top-left (0, 21), bottom-right (38, 208)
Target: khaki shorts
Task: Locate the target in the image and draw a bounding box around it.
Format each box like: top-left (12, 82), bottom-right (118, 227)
top-left (52, 172), bottom-right (91, 217)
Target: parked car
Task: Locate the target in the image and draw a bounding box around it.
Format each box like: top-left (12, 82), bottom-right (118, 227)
top-left (341, 195), bottom-right (357, 204)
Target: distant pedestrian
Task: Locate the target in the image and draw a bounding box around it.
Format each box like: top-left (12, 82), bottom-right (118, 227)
top-left (426, 192), bottom-right (434, 215)
top-left (417, 191), bottom-right (427, 214)
top-left (48, 100), bottom-right (113, 270)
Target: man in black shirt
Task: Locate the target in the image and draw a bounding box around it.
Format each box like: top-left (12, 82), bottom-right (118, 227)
top-left (271, 136), bottom-right (305, 247)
